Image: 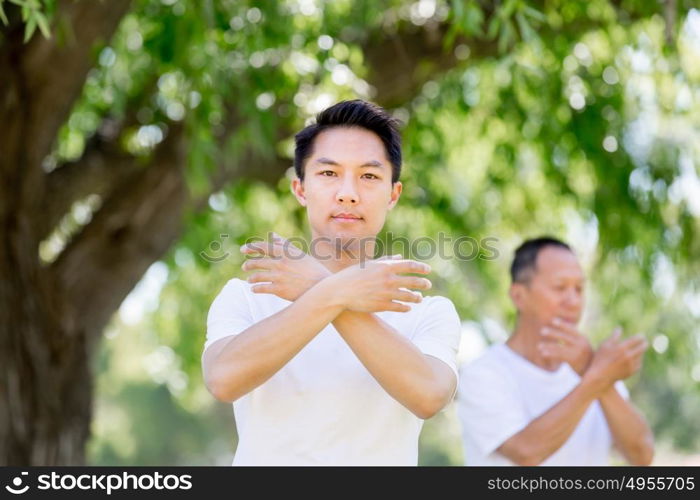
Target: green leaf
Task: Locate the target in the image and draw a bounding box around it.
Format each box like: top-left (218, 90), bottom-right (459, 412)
top-left (23, 14), bottom-right (36, 42)
top-left (464, 3), bottom-right (484, 36)
top-left (498, 18), bottom-right (515, 53)
top-left (486, 16), bottom-right (500, 40)
top-left (500, 0), bottom-right (518, 19)
top-left (523, 5), bottom-right (546, 23)
top-left (515, 12), bottom-right (537, 42)
top-left (451, 0), bottom-right (463, 23)
top-left (0, 2), bottom-right (8, 25)
top-left (443, 23), bottom-right (458, 49)
top-left (34, 10), bottom-right (50, 38)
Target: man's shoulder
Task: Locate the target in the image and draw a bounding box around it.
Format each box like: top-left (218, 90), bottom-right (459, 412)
top-left (219, 277), bottom-right (270, 297)
top-left (417, 294), bottom-right (458, 314)
top-left (225, 277), bottom-right (250, 290)
top-left (213, 277), bottom-right (268, 305)
top-left (406, 295), bottom-right (461, 330)
top-left (216, 277), bottom-right (250, 297)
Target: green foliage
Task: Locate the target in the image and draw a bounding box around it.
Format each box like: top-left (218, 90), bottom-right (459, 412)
top-left (0, 0), bottom-right (53, 40)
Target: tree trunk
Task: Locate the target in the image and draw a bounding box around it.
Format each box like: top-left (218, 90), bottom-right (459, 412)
top-left (0, 0), bottom-right (134, 465)
top-left (0, 124), bottom-right (187, 465)
top-left (0, 205), bottom-right (93, 465)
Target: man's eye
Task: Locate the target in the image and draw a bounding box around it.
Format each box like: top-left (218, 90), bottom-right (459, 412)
top-left (362, 173), bottom-right (379, 180)
top-left (320, 170), bottom-right (336, 176)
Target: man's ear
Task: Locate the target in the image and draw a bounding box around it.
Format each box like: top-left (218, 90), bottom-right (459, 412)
top-left (388, 181), bottom-right (402, 210)
top-left (291, 177), bottom-right (307, 207)
top-left (509, 282), bottom-right (527, 312)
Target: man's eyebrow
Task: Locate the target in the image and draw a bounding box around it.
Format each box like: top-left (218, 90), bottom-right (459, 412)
top-left (313, 157), bottom-right (385, 168)
top-left (360, 160), bottom-right (384, 168)
top-left (315, 157), bottom-right (340, 166)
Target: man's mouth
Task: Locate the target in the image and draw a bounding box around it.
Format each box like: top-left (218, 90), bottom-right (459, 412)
top-left (332, 213), bottom-right (363, 221)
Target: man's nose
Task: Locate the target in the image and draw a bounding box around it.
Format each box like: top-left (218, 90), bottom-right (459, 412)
top-left (563, 288), bottom-right (582, 308)
top-left (336, 176), bottom-right (359, 204)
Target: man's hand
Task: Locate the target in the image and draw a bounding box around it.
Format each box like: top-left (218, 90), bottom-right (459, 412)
top-left (538, 317), bottom-right (593, 376)
top-left (241, 233), bottom-right (431, 313)
top-left (241, 233), bottom-right (331, 301)
top-left (584, 329), bottom-right (648, 389)
top-left (325, 257), bottom-right (432, 313)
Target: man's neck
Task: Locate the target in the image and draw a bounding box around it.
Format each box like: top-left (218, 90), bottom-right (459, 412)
top-left (507, 316), bottom-right (561, 372)
top-left (311, 234), bottom-right (377, 273)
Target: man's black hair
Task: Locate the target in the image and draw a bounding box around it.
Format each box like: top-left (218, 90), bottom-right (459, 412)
top-left (294, 99), bottom-right (402, 183)
top-left (510, 237), bottom-right (572, 284)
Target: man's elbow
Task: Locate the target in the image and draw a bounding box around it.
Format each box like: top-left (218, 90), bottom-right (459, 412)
top-left (205, 379), bottom-right (235, 403)
top-left (506, 449), bottom-right (544, 466)
top-left (628, 438), bottom-right (655, 466)
top-left (204, 367), bottom-right (243, 403)
top-left (497, 440), bottom-right (545, 466)
top-left (410, 389), bottom-right (451, 419)
top-left (412, 403), bottom-right (440, 420)
top-left (631, 451), bottom-right (654, 466)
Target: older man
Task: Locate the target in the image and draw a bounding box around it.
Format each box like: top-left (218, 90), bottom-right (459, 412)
top-left (457, 237), bottom-right (654, 465)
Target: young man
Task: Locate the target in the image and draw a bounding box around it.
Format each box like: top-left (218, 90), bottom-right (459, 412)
top-left (457, 237), bottom-right (654, 466)
top-left (202, 100), bottom-right (460, 465)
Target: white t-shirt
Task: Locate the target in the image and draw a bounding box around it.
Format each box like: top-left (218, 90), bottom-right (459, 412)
top-left (457, 343), bottom-right (629, 466)
top-left (205, 278), bottom-right (461, 466)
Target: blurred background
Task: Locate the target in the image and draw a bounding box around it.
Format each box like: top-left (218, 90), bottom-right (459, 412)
top-left (1, 0), bottom-right (699, 465)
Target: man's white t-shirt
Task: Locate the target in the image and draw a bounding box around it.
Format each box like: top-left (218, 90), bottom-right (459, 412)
top-left (205, 278), bottom-right (461, 466)
top-left (457, 343), bottom-right (628, 466)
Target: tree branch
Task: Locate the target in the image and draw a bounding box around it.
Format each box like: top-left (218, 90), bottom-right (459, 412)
top-left (40, 126), bottom-right (141, 242)
top-left (50, 124), bottom-right (186, 343)
top-left (14, 0), bottom-right (132, 167)
top-left (362, 20), bottom-right (494, 109)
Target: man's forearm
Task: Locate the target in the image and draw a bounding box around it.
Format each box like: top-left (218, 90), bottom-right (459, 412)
top-left (204, 279), bottom-right (344, 402)
top-left (599, 386), bottom-right (654, 465)
top-left (332, 310), bottom-right (455, 419)
top-left (497, 376), bottom-right (608, 465)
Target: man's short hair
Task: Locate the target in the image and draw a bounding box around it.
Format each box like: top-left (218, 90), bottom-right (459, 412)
top-left (294, 99), bottom-right (402, 183)
top-left (510, 237), bottom-right (572, 284)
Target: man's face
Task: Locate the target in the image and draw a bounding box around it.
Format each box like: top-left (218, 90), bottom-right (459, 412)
top-left (292, 126), bottom-right (401, 247)
top-left (511, 246), bottom-right (585, 325)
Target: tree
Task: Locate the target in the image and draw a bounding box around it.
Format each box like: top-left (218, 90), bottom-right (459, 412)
top-left (0, 0), bottom-right (694, 465)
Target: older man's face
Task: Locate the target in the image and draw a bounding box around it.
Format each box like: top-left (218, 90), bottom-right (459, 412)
top-left (516, 246), bottom-right (585, 326)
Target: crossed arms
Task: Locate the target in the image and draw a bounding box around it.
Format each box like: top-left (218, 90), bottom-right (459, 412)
top-left (202, 235), bottom-right (457, 419)
top-left (496, 325), bottom-right (654, 465)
